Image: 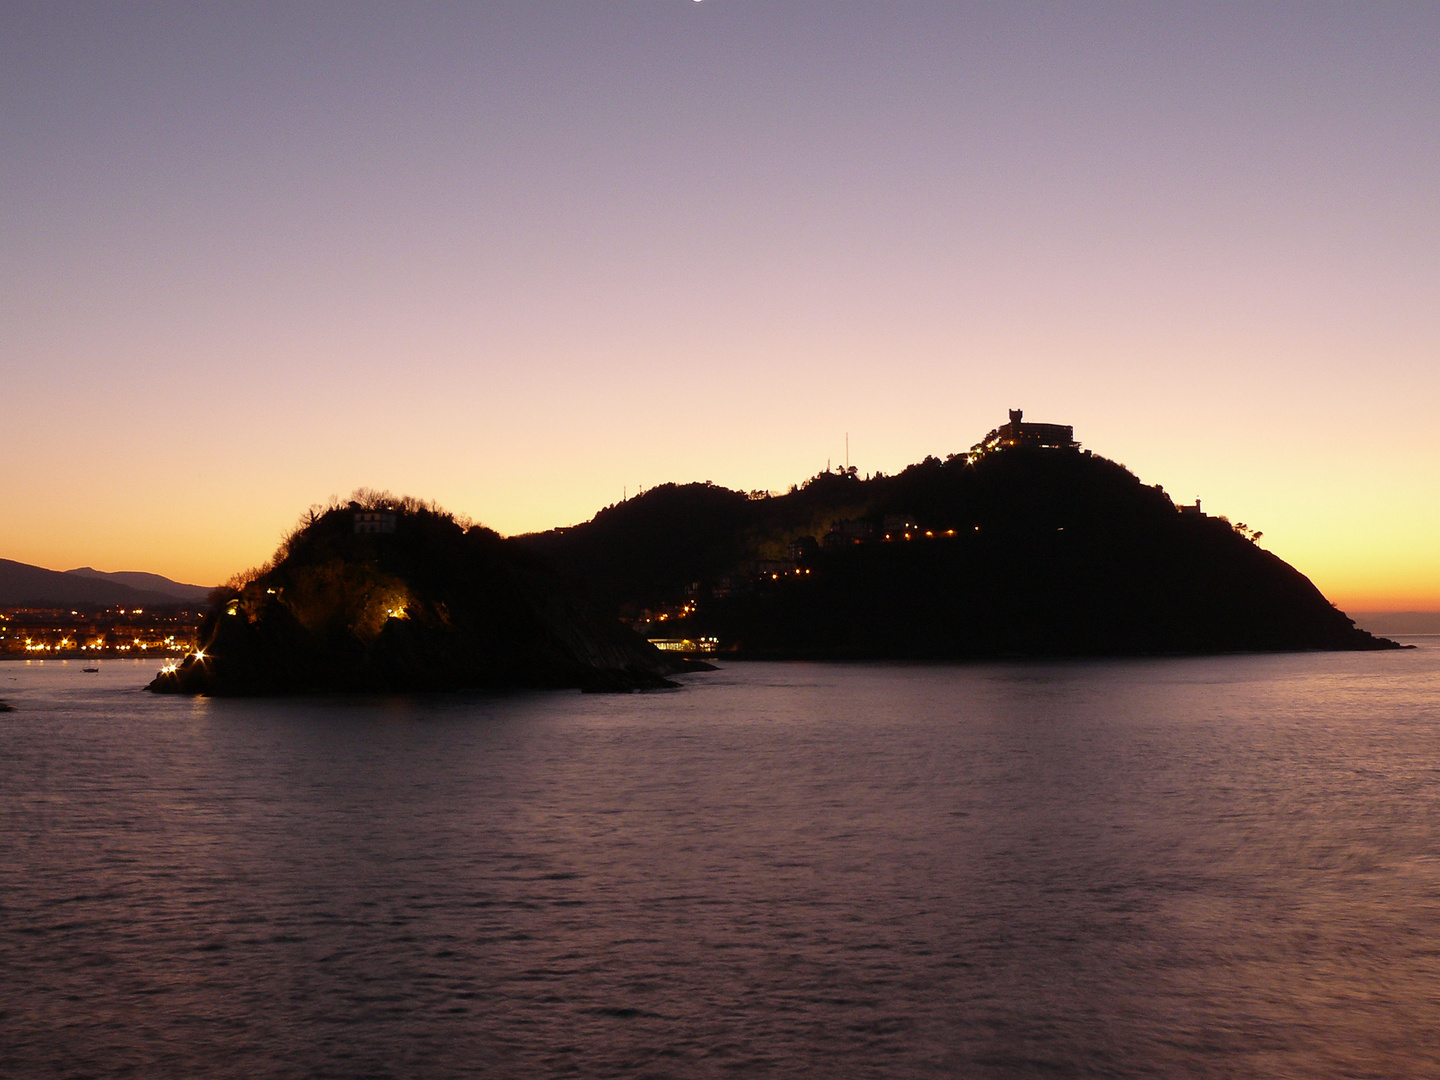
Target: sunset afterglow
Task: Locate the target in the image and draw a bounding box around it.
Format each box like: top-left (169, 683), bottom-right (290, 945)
top-left (3, 3), bottom-right (1437, 610)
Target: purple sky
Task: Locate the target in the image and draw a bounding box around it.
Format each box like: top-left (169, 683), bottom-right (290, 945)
top-left (3, 2), bottom-right (1438, 606)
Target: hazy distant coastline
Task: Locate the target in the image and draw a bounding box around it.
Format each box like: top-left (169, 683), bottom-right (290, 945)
top-left (0, 559), bottom-right (210, 607)
top-left (1347, 612), bottom-right (1440, 636)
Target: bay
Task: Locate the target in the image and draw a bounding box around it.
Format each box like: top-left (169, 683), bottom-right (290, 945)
top-left (3, 648), bottom-right (1439, 1078)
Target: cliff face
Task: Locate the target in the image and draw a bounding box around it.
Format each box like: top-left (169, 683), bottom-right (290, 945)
top-left (524, 448), bottom-right (1399, 658)
top-left (149, 503), bottom-right (681, 696)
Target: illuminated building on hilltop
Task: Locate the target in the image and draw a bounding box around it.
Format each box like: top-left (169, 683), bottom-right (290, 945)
top-left (970, 409), bottom-right (1079, 457)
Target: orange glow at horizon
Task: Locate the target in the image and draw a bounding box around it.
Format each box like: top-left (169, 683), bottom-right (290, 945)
top-left (2, 5), bottom-right (1437, 613)
top-left (5, 416), bottom-right (1437, 615)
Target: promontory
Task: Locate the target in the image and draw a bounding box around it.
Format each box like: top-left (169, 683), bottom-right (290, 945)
top-left (151, 412), bottom-right (1400, 696)
top-left (521, 411), bottom-right (1398, 659)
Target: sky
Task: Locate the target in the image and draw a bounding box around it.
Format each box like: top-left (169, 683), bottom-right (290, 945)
top-left (3, 1), bottom-right (1437, 609)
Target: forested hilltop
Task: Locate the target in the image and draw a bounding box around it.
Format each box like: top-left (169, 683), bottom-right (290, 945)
top-left (519, 445), bottom-right (1398, 658)
top-left (150, 493), bottom-right (687, 695)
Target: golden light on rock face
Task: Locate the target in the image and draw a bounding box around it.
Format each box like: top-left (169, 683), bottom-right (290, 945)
top-left (351, 587), bottom-right (414, 643)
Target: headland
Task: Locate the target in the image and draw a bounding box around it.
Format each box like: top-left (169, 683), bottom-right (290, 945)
top-left (149, 411), bottom-right (1401, 696)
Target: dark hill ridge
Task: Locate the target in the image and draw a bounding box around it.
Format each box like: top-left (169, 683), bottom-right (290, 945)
top-left (520, 472), bottom-right (870, 611)
top-left (149, 497), bottom-right (686, 695)
top-left (64, 567), bottom-right (211, 603)
top-left (520, 445), bottom-right (1397, 657)
top-left (0, 559), bottom-right (188, 607)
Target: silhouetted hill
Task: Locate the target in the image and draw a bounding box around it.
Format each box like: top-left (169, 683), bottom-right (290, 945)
top-left (521, 473), bottom-right (871, 609)
top-left (0, 559), bottom-right (183, 607)
top-left (65, 567), bottom-right (211, 603)
top-left (149, 495), bottom-right (686, 695)
top-left (523, 483), bottom-right (757, 610)
top-left (520, 447), bottom-right (1397, 657)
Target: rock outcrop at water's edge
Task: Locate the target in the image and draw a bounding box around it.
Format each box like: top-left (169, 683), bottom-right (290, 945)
top-left (149, 496), bottom-right (689, 696)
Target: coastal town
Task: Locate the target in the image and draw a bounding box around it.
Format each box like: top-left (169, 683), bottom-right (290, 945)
top-left (0, 604), bottom-right (205, 658)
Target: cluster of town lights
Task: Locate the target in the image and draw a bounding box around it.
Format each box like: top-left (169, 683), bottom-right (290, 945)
top-left (17, 637), bottom-right (188, 653)
top-left (883, 529), bottom-right (962, 541)
top-left (3, 605), bottom-right (203, 658)
top-left (649, 636), bottom-right (720, 654)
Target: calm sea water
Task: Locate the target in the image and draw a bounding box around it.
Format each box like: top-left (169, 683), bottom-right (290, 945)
top-left (3, 648), bottom-right (1440, 1078)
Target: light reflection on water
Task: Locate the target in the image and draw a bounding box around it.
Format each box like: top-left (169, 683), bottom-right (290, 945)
top-left (3, 650), bottom-right (1439, 1078)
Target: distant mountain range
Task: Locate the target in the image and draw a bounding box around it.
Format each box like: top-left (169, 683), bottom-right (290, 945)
top-left (0, 560), bottom-right (212, 607)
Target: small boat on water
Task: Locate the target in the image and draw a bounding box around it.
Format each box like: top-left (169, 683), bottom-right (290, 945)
top-left (82, 665), bottom-right (100, 673)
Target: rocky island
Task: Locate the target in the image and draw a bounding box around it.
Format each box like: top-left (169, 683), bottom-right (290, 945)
top-left (149, 495), bottom-right (688, 696)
